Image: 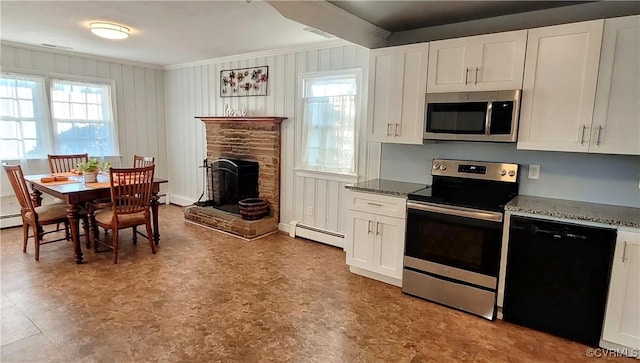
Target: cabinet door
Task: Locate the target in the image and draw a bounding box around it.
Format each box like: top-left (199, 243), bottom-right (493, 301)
top-left (369, 47), bottom-right (403, 142)
top-left (517, 20), bottom-right (604, 152)
top-left (602, 229), bottom-right (640, 350)
top-left (427, 30), bottom-right (526, 92)
top-left (368, 43), bottom-right (428, 144)
top-left (590, 15), bottom-right (640, 155)
top-left (345, 210), bottom-right (374, 270)
top-left (372, 215), bottom-right (406, 280)
top-left (474, 30), bottom-right (527, 91)
top-left (427, 37), bottom-right (470, 92)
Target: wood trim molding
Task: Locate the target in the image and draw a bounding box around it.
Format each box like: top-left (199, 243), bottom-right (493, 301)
top-left (196, 116), bottom-right (287, 125)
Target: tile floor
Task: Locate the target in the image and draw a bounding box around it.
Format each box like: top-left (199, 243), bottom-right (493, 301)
top-left (0, 205), bottom-right (629, 362)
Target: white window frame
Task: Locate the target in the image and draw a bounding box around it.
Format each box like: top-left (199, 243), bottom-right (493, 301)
top-left (296, 68), bottom-right (362, 176)
top-left (0, 68), bottom-right (120, 160)
top-left (0, 73), bottom-right (51, 159)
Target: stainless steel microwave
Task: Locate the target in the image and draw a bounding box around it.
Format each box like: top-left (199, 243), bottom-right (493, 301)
top-left (424, 90), bottom-right (521, 142)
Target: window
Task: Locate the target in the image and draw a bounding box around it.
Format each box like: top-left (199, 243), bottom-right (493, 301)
top-left (50, 80), bottom-right (117, 156)
top-left (0, 73), bottom-right (118, 160)
top-left (300, 71), bottom-right (360, 174)
top-left (0, 74), bottom-right (49, 159)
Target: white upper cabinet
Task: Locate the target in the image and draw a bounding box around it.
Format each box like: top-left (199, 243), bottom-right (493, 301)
top-left (517, 20), bottom-right (604, 152)
top-left (368, 43), bottom-right (429, 144)
top-left (427, 30), bottom-right (527, 93)
top-left (590, 15), bottom-right (640, 155)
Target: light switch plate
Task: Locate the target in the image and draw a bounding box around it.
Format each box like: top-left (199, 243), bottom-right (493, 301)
top-left (528, 165), bottom-right (540, 180)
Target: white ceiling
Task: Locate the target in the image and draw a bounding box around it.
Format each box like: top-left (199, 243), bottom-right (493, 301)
top-left (2, 1), bottom-right (637, 68)
top-left (0, 1), bottom-right (335, 67)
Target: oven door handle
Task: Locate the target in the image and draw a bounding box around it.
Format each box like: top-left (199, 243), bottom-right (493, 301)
top-left (407, 201), bottom-right (503, 223)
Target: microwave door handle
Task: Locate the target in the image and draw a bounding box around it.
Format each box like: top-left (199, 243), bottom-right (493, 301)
top-left (485, 101), bottom-right (493, 135)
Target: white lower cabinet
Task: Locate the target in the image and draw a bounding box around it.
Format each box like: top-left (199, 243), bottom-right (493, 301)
top-left (345, 190), bottom-right (406, 286)
top-left (601, 228), bottom-right (640, 356)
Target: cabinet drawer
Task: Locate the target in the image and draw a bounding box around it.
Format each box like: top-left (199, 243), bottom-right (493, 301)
top-left (345, 190), bottom-right (406, 219)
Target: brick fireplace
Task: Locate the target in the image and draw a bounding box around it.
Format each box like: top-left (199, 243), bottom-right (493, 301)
top-left (184, 116), bottom-right (286, 240)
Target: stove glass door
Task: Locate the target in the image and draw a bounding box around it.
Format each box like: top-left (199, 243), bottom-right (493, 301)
top-left (405, 207), bottom-right (502, 276)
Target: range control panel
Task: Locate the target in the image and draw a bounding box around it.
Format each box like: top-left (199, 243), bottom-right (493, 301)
top-left (432, 159), bottom-right (518, 183)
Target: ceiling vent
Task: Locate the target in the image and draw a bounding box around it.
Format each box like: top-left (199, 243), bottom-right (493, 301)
top-left (40, 44), bottom-right (73, 50)
top-left (303, 27), bottom-right (335, 39)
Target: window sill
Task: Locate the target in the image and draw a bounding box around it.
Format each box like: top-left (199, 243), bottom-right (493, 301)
top-left (294, 168), bottom-right (359, 183)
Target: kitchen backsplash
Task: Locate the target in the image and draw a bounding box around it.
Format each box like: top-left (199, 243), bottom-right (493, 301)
top-left (380, 142), bottom-right (640, 208)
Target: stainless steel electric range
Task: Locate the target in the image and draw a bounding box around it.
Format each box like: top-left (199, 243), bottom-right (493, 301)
top-left (402, 159), bottom-right (519, 320)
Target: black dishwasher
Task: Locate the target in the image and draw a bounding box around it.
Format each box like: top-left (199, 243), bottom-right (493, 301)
top-left (503, 216), bottom-right (616, 347)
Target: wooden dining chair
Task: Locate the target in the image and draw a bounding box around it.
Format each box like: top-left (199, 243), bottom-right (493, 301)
top-left (3, 164), bottom-right (72, 261)
top-left (90, 165), bottom-right (156, 264)
top-left (133, 155), bottom-right (154, 167)
top-left (47, 153), bottom-right (88, 173)
top-left (47, 153), bottom-right (91, 242)
top-left (131, 155), bottom-right (154, 239)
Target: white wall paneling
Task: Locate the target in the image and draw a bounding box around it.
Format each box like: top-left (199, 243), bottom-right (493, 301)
top-left (165, 45), bottom-right (371, 242)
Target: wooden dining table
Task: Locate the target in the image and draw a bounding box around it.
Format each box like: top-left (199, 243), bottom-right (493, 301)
top-left (24, 172), bottom-right (168, 264)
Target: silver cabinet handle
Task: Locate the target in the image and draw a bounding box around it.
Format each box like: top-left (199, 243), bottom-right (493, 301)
top-left (367, 202), bottom-right (382, 207)
top-left (474, 67), bottom-right (479, 85)
top-left (596, 125), bottom-right (603, 146)
top-left (464, 67), bottom-right (470, 85)
top-left (623, 241), bottom-right (628, 262)
top-left (386, 123), bottom-right (392, 136)
top-left (580, 125), bottom-right (588, 145)
top-left (376, 221), bottom-right (381, 235)
top-left (395, 123), bottom-right (400, 137)
top-left (367, 220), bottom-right (373, 234)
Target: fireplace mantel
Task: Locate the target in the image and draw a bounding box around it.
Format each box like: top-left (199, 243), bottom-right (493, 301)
top-left (196, 116), bottom-right (287, 125)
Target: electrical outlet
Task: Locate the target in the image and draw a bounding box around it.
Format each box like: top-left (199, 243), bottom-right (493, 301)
top-left (528, 164), bottom-right (540, 180)
top-left (306, 206), bottom-right (313, 216)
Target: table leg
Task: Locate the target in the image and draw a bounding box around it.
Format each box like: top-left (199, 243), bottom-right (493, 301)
top-left (66, 203), bottom-right (83, 264)
top-left (151, 192), bottom-right (160, 245)
top-left (30, 188), bottom-right (42, 207)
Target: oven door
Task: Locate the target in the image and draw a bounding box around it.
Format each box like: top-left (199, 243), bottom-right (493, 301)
top-left (405, 201), bottom-right (504, 288)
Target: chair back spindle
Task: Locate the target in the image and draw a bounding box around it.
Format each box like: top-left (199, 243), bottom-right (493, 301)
top-left (48, 154), bottom-right (89, 173)
top-left (133, 155), bottom-right (155, 168)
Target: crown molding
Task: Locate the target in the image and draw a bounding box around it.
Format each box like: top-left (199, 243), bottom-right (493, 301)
top-left (163, 38), bottom-right (354, 70)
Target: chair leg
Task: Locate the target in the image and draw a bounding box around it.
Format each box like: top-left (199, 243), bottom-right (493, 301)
top-left (145, 222), bottom-right (155, 254)
top-left (64, 221), bottom-right (71, 241)
top-left (132, 226), bottom-right (137, 244)
top-left (82, 217), bottom-right (90, 248)
top-left (113, 229), bottom-right (119, 264)
top-left (23, 224), bottom-right (29, 253)
top-left (34, 227), bottom-right (41, 261)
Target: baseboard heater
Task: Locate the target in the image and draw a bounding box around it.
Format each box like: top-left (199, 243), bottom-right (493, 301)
top-left (289, 220), bottom-right (344, 249)
top-left (1, 213), bottom-right (20, 219)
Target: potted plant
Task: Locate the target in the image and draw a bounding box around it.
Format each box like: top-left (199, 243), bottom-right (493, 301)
top-left (76, 158), bottom-right (111, 183)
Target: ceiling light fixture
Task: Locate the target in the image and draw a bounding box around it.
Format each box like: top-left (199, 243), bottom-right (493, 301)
top-left (90, 22), bottom-right (129, 40)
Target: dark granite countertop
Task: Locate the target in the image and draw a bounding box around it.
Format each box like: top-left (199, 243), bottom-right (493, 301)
top-left (345, 179), bottom-right (427, 198)
top-left (506, 195), bottom-right (640, 229)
